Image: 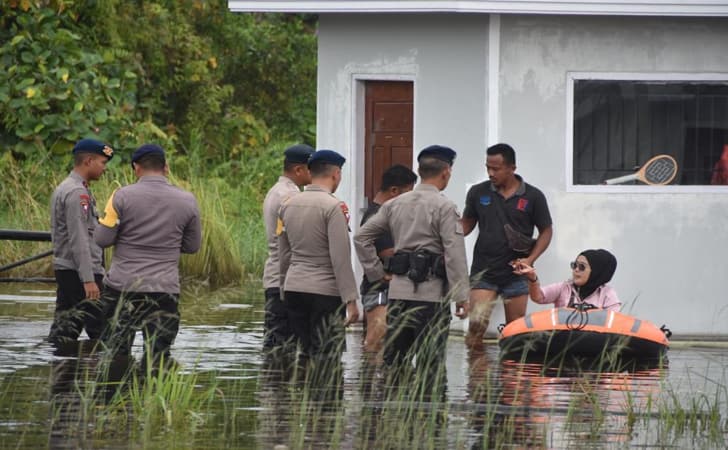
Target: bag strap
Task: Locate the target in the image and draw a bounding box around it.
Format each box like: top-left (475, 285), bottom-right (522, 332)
top-left (489, 189), bottom-right (515, 229)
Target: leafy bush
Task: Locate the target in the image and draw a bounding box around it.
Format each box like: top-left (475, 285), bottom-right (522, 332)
top-left (0, 0), bottom-right (317, 164)
top-left (0, 0), bottom-right (318, 282)
top-left (0, 3), bottom-right (140, 157)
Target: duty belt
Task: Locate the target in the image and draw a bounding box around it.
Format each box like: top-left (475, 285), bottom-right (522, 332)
top-left (388, 250), bottom-right (447, 292)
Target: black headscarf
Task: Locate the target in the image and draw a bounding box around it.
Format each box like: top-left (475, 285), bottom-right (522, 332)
top-left (577, 249), bottom-right (617, 300)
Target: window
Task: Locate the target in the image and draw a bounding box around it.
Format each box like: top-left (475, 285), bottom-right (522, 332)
top-left (570, 76), bottom-right (728, 187)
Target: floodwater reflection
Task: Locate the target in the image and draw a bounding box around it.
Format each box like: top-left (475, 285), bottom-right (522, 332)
top-left (1, 284), bottom-right (727, 449)
top-left (48, 342), bottom-right (134, 449)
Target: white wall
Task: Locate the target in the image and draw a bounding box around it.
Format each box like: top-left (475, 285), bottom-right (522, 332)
top-left (318, 13), bottom-right (728, 336)
top-left (318, 13), bottom-right (492, 330)
top-left (498, 15), bottom-right (728, 336)
top-left (317, 13), bottom-right (489, 220)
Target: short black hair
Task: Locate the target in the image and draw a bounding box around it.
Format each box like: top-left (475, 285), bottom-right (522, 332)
top-left (486, 143), bottom-right (516, 166)
top-left (284, 160), bottom-right (307, 172)
top-left (134, 153), bottom-right (166, 171)
top-left (380, 164), bottom-right (417, 191)
top-left (73, 151), bottom-right (96, 166)
top-left (309, 160), bottom-right (339, 178)
top-left (417, 157), bottom-right (449, 179)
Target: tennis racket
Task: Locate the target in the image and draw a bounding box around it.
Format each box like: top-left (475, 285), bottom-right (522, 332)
top-left (604, 154), bottom-right (678, 185)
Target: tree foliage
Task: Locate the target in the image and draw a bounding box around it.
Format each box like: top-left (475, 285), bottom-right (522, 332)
top-left (0, 0), bottom-right (317, 164)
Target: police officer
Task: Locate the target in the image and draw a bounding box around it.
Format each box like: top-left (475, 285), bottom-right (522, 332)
top-left (94, 144), bottom-right (201, 365)
top-left (354, 145), bottom-right (469, 372)
top-left (262, 144), bottom-right (314, 349)
top-left (49, 138), bottom-right (114, 346)
top-left (359, 164), bottom-right (417, 353)
top-left (277, 149), bottom-right (360, 359)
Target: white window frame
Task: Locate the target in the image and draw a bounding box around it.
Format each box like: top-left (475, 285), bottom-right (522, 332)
top-left (565, 71), bottom-right (728, 194)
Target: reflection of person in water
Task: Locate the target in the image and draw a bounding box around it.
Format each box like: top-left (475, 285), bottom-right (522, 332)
top-left (256, 348), bottom-right (346, 448)
top-left (466, 348), bottom-right (547, 449)
top-left (355, 351), bottom-right (387, 447)
top-left (495, 358), bottom-right (666, 447)
top-left (48, 345), bottom-right (133, 449)
top-left (255, 352), bottom-right (297, 449)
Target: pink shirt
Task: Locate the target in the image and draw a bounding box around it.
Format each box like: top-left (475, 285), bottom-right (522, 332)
top-left (533, 281), bottom-right (621, 311)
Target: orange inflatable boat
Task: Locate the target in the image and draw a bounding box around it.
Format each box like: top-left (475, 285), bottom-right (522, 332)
top-left (499, 307), bottom-right (670, 360)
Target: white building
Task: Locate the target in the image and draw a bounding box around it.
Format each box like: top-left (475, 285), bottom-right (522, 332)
top-left (229, 1), bottom-right (728, 337)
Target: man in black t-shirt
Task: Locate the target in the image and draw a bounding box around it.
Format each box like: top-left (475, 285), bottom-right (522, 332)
top-left (359, 164), bottom-right (417, 353)
top-left (461, 143), bottom-right (553, 349)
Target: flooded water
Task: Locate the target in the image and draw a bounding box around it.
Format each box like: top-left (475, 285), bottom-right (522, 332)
top-left (1, 282), bottom-right (727, 449)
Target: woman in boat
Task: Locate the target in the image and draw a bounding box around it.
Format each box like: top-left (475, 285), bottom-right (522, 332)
top-left (512, 249), bottom-right (621, 311)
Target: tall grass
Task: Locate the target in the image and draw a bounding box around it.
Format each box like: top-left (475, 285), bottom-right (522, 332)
top-left (0, 140), bottom-right (291, 285)
top-left (5, 332), bottom-right (727, 449)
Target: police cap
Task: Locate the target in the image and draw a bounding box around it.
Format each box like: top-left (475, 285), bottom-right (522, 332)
top-left (417, 145), bottom-right (456, 166)
top-left (284, 144), bottom-right (315, 164)
top-left (308, 149), bottom-right (346, 168)
top-left (131, 144), bottom-right (165, 168)
top-left (72, 138), bottom-right (114, 160)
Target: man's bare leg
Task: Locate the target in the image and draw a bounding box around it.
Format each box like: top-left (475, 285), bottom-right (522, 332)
top-left (465, 289), bottom-right (498, 349)
top-left (503, 294), bottom-right (528, 323)
top-left (363, 305), bottom-right (387, 353)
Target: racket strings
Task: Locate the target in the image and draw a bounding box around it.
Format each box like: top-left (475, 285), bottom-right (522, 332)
top-left (644, 158), bottom-right (677, 184)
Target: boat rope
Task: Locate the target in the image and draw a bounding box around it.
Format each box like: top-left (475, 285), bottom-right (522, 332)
top-left (660, 324), bottom-right (672, 338)
top-left (565, 302), bottom-right (598, 330)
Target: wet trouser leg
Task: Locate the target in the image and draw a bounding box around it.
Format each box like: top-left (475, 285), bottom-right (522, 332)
top-left (385, 299), bottom-right (450, 398)
top-left (49, 271), bottom-right (105, 344)
top-left (102, 289), bottom-right (180, 363)
top-left (283, 291), bottom-right (345, 359)
top-left (139, 293), bottom-right (180, 362)
top-left (263, 288), bottom-right (294, 349)
top-left (284, 291), bottom-right (346, 402)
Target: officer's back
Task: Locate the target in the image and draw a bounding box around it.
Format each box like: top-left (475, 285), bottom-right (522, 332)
top-left (95, 144), bottom-right (201, 294)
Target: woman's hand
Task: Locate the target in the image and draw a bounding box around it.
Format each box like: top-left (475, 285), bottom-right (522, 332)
top-left (511, 259), bottom-right (537, 281)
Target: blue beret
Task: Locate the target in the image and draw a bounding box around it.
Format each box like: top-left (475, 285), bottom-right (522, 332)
top-left (131, 144), bottom-right (165, 167)
top-left (72, 138), bottom-right (114, 160)
top-left (284, 144), bottom-right (315, 164)
top-left (308, 149), bottom-right (346, 168)
top-left (417, 145), bottom-right (456, 165)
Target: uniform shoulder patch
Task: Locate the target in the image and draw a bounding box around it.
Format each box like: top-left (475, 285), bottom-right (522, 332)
top-left (79, 194), bottom-right (90, 217)
top-left (339, 202), bottom-right (350, 225)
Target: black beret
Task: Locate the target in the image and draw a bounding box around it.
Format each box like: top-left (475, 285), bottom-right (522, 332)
top-left (72, 138), bottom-right (114, 160)
top-left (308, 149), bottom-right (346, 168)
top-left (131, 144), bottom-right (165, 167)
top-left (284, 144), bottom-right (315, 164)
top-left (417, 145), bottom-right (456, 165)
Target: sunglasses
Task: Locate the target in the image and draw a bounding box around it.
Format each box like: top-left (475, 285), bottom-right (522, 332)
top-left (570, 261), bottom-right (588, 272)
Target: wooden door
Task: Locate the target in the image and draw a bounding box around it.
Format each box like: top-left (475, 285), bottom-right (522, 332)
top-left (364, 81), bottom-right (413, 202)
